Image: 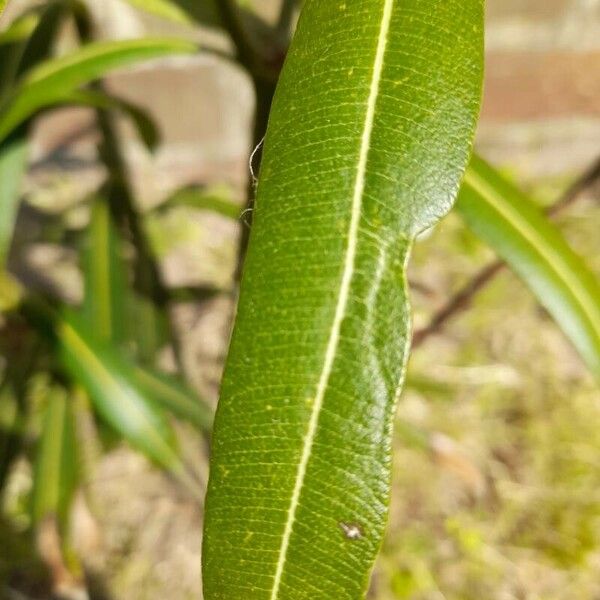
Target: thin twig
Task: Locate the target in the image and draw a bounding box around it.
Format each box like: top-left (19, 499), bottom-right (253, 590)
top-left (412, 154), bottom-right (600, 349)
top-left (217, 0), bottom-right (282, 82)
top-left (276, 0), bottom-right (297, 40)
top-left (73, 10), bottom-right (183, 368)
top-left (216, 2), bottom-right (289, 280)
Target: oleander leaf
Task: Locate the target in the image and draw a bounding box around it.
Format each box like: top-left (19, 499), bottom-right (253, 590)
top-left (457, 154), bottom-right (600, 380)
top-left (66, 89), bottom-right (160, 151)
top-left (83, 194), bottom-right (127, 344)
top-left (31, 386), bottom-right (78, 527)
top-left (0, 134), bottom-right (27, 268)
top-left (24, 299), bottom-right (189, 480)
top-left (0, 1), bottom-right (72, 269)
top-left (0, 13), bottom-right (39, 45)
top-left (132, 366), bottom-right (213, 432)
top-left (122, 0), bottom-right (193, 25)
top-left (0, 37), bottom-right (196, 143)
top-left (202, 2), bottom-right (484, 599)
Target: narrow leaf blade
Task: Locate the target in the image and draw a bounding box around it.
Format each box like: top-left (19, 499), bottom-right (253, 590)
top-left (202, 2), bottom-right (484, 598)
top-left (0, 134), bottom-right (27, 267)
top-left (66, 89), bottom-right (160, 151)
top-left (0, 37), bottom-right (196, 143)
top-left (457, 154), bottom-right (600, 379)
top-left (121, 0), bottom-right (193, 25)
top-left (155, 185), bottom-right (241, 220)
top-left (132, 366), bottom-right (213, 432)
top-left (57, 310), bottom-right (183, 474)
top-left (83, 194), bottom-right (127, 343)
top-left (31, 387), bottom-right (78, 527)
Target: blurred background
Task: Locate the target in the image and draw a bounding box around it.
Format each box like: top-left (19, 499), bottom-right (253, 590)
top-left (0, 0), bottom-right (599, 598)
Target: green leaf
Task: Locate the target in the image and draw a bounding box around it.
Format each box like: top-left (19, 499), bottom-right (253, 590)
top-left (0, 134), bottom-right (27, 268)
top-left (31, 386), bottom-right (78, 527)
top-left (121, 0), bottom-right (193, 25)
top-left (202, 2), bottom-right (484, 599)
top-left (155, 185), bottom-right (241, 220)
top-left (14, 0), bottom-right (72, 79)
top-left (0, 37), bottom-right (196, 143)
top-left (0, 382), bottom-right (21, 490)
top-left (24, 299), bottom-right (190, 481)
top-left (83, 194), bottom-right (127, 343)
top-left (57, 310), bottom-right (185, 474)
top-left (0, 2), bottom-right (72, 269)
top-left (132, 366), bottom-right (213, 432)
top-left (0, 13), bottom-right (39, 46)
top-left (457, 154), bottom-right (600, 380)
top-left (0, 0), bottom-right (7, 18)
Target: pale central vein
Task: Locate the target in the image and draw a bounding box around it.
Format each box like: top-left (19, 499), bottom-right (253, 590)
top-left (269, 1), bottom-right (395, 597)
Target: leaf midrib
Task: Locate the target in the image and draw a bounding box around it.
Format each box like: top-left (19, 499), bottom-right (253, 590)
top-left (268, 1), bottom-right (396, 597)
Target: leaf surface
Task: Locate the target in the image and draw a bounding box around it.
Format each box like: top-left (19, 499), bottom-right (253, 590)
top-left (0, 37), bottom-right (196, 143)
top-left (202, 2), bottom-right (484, 598)
top-left (457, 155), bottom-right (600, 379)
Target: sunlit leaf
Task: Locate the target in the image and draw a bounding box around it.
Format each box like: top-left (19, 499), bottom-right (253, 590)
top-left (154, 185), bottom-right (241, 220)
top-left (122, 0), bottom-right (193, 25)
top-left (133, 366), bottom-right (213, 432)
top-left (202, 1), bottom-right (484, 598)
top-left (31, 386), bottom-right (78, 527)
top-left (67, 88), bottom-right (160, 151)
top-left (57, 310), bottom-right (185, 474)
top-left (83, 194), bottom-right (127, 344)
top-left (0, 37), bottom-right (196, 143)
top-left (24, 298), bottom-right (191, 484)
top-left (0, 13), bottom-right (39, 46)
top-left (0, 134), bottom-right (27, 268)
top-left (457, 154), bottom-right (600, 380)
